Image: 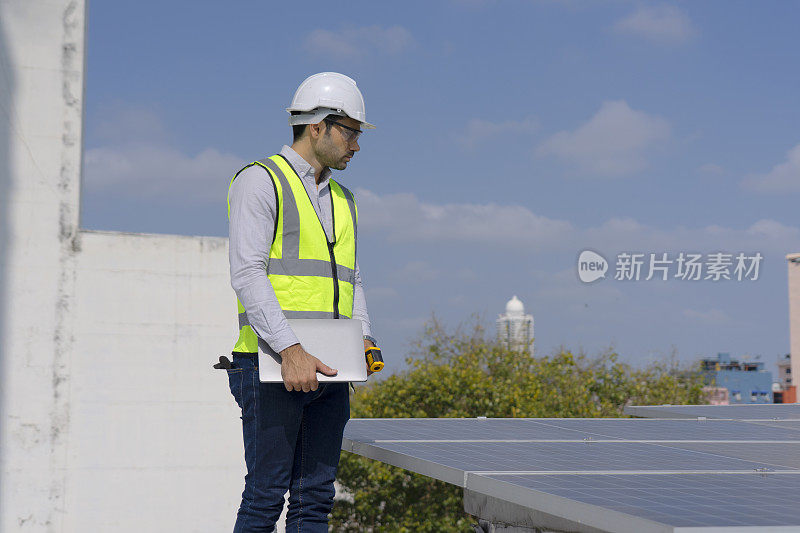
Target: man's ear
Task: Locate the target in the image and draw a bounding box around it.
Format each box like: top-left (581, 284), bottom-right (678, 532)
top-left (309, 121), bottom-right (323, 140)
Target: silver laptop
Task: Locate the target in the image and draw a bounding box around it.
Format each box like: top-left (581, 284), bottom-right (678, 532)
top-left (258, 318), bottom-right (367, 383)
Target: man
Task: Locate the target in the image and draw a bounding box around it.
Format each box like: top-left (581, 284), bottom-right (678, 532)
top-left (225, 72), bottom-right (378, 532)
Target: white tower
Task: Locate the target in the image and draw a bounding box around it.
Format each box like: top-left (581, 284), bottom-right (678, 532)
top-left (497, 295), bottom-right (534, 354)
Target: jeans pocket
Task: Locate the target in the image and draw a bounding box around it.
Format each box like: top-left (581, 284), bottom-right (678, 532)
top-left (227, 367), bottom-right (244, 410)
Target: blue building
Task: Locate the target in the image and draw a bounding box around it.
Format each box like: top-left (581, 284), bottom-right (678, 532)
top-left (701, 353), bottom-right (773, 404)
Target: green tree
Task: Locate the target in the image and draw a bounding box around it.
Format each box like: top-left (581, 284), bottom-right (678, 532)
top-left (331, 318), bottom-right (706, 532)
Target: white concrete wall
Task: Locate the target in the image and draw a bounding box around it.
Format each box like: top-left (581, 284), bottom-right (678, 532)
top-left (0, 1), bottom-right (85, 529)
top-left (65, 231), bottom-right (244, 532)
top-left (0, 2), bottom-right (289, 531)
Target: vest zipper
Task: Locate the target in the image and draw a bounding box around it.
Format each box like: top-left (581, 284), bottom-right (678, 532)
top-left (327, 185), bottom-right (340, 319)
top-left (328, 241), bottom-right (340, 319)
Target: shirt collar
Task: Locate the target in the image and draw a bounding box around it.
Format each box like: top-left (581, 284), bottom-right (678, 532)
top-left (279, 145), bottom-right (331, 190)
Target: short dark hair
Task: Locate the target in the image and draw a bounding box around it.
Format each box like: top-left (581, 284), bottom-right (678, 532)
top-left (292, 124), bottom-right (307, 142)
top-left (290, 112), bottom-right (307, 142)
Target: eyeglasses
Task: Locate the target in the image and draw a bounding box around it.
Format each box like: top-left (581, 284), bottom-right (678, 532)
top-left (324, 118), bottom-right (362, 143)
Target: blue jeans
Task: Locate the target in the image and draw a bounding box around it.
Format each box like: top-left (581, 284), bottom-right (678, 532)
top-left (227, 353), bottom-right (350, 532)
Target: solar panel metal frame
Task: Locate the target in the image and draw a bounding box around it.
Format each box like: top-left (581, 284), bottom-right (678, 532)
top-left (342, 417), bottom-right (800, 533)
top-left (624, 403), bottom-right (800, 420)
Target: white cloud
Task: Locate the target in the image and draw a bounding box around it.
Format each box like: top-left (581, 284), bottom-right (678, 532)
top-left (305, 25), bottom-right (414, 60)
top-left (356, 187), bottom-right (800, 255)
top-left (83, 106), bottom-right (244, 202)
top-left (583, 216), bottom-right (799, 254)
top-left (741, 142), bottom-right (800, 193)
top-left (355, 188), bottom-right (575, 248)
top-left (613, 4), bottom-right (696, 45)
top-left (84, 144), bottom-right (243, 202)
top-left (745, 219), bottom-right (800, 244)
top-left (354, 184), bottom-right (800, 261)
top-left (459, 117), bottom-right (539, 148)
top-left (536, 100), bottom-right (670, 177)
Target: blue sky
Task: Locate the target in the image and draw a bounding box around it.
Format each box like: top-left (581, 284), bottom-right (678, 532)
top-left (81, 1), bottom-right (800, 374)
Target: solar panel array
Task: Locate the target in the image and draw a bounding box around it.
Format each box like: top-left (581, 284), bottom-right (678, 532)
top-left (342, 412), bottom-right (800, 532)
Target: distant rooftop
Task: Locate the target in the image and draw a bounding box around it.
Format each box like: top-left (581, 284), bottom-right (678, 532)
top-left (700, 352), bottom-right (767, 372)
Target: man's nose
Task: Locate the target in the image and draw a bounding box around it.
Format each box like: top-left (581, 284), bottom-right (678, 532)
top-left (351, 139), bottom-right (360, 152)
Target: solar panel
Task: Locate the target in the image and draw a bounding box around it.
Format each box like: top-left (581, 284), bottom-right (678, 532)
top-left (624, 403), bottom-right (800, 420)
top-left (471, 473), bottom-right (800, 529)
top-left (659, 442), bottom-right (800, 469)
top-left (342, 418), bottom-right (800, 532)
top-left (368, 440), bottom-right (788, 476)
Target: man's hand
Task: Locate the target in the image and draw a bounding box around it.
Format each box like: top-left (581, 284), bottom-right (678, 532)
top-left (280, 343), bottom-right (337, 392)
top-left (364, 338), bottom-right (375, 376)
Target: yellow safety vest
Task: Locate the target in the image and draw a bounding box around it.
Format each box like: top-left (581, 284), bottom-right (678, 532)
top-left (228, 154), bottom-right (358, 353)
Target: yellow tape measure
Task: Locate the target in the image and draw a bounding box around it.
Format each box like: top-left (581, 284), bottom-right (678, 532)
top-left (365, 346), bottom-right (384, 372)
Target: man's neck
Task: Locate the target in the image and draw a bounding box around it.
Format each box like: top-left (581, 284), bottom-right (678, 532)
top-left (290, 141), bottom-right (327, 185)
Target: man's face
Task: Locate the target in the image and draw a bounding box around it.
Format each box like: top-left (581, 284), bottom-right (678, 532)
top-left (314, 116), bottom-right (362, 171)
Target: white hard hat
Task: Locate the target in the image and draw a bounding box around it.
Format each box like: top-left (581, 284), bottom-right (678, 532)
top-left (287, 72), bottom-right (376, 129)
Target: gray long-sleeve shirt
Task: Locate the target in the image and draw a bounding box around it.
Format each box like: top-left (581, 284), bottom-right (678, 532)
top-left (228, 145), bottom-right (372, 354)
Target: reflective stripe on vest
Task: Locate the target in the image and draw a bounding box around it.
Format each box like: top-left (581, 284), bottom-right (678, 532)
top-left (228, 154), bottom-right (358, 353)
